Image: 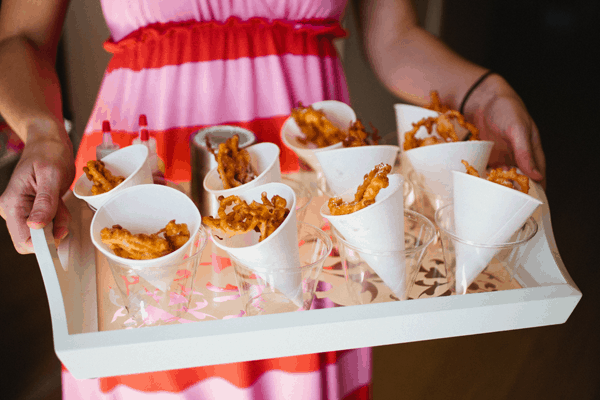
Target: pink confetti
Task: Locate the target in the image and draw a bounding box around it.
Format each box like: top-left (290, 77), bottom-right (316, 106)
top-left (206, 282), bottom-right (238, 292)
top-left (222, 310), bottom-right (245, 319)
top-left (174, 269), bottom-right (191, 281)
top-left (111, 307), bottom-right (127, 323)
top-left (121, 275), bottom-right (139, 296)
top-left (213, 293), bottom-right (241, 302)
top-left (211, 254), bottom-right (232, 274)
top-left (168, 291), bottom-right (189, 305)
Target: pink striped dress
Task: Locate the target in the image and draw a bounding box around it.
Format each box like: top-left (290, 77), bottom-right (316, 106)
top-left (67, 0), bottom-right (372, 398)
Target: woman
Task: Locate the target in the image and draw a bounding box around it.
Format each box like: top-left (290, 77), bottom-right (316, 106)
top-left (0, 0), bottom-right (545, 398)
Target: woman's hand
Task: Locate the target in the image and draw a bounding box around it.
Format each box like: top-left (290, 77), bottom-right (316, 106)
top-left (0, 123), bottom-right (75, 254)
top-left (465, 74), bottom-right (546, 187)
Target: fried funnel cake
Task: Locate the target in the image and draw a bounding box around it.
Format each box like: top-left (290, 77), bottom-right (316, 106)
top-left (342, 120), bottom-right (381, 147)
top-left (203, 192), bottom-right (290, 242)
top-left (425, 90), bottom-right (450, 113)
top-left (83, 160), bottom-right (126, 195)
top-left (461, 160), bottom-right (530, 194)
top-left (328, 163), bottom-right (392, 215)
top-left (404, 92), bottom-right (480, 151)
top-left (292, 103), bottom-right (347, 148)
top-left (206, 134), bottom-right (257, 189)
top-left (100, 220), bottom-right (190, 260)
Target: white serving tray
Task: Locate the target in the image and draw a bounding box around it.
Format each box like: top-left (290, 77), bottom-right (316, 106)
top-left (30, 181), bottom-right (581, 379)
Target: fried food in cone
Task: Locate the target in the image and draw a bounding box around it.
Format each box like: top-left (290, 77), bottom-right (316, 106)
top-left (206, 134), bottom-right (257, 189)
top-left (100, 220), bottom-right (190, 260)
top-left (328, 163), bottom-right (392, 215)
top-left (292, 103), bottom-right (347, 148)
top-left (203, 192), bottom-right (290, 242)
top-left (342, 120), bottom-right (381, 147)
top-left (461, 160), bottom-right (530, 194)
top-left (404, 91), bottom-right (480, 150)
top-left (83, 160), bottom-right (126, 195)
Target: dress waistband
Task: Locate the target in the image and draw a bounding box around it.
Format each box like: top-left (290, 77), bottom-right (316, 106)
top-left (103, 17), bottom-right (347, 73)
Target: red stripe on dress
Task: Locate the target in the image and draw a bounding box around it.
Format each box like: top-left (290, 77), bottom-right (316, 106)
top-left (343, 384), bottom-right (372, 400)
top-left (103, 17), bottom-right (347, 72)
top-left (73, 115), bottom-right (299, 186)
top-left (99, 351), bottom-right (345, 393)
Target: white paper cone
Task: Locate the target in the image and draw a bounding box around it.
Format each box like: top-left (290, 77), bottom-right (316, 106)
top-left (203, 142), bottom-right (282, 215)
top-left (90, 184), bottom-right (202, 275)
top-left (73, 144), bottom-right (153, 210)
top-left (315, 145), bottom-right (400, 196)
top-left (280, 100), bottom-right (356, 171)
top-left (207, 183), bottom-right (303, 306)
top-left (451, 170), bottom-right (542, 293)
top-left (404, 141), bottom-right (494, 202)
top-left (321, 175), bottom-right (407, 298)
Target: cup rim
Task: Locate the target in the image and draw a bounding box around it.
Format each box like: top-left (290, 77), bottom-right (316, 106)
top-left (192, 125), bottom-right (256, 149)
top-left (332, 209), bottom-right (437, 256)
top-left (104, 226), bottom-right (209, 270)
top-left (434, 203), bottom-right (539, 248)
top-left (73, 144), bottom-right (149, 199)
top-left (228, 221), bottom-right (332, 273)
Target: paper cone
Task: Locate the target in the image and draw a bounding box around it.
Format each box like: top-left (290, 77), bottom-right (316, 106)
top-left (207, 182), bottom-right (303, 306)
top-left (404, 140), bottom-right (494, 202)
top-left (451, 170), bottom-right (542, 293)
top-left (315, 145), bottom-right (400, 196)
top-left (73, 144), bottom-right (153, 210)
top-left (280, 100), bottom-right (356, 171)
top-left (90, 184), bottom-right (202, 280)
top-left (203, 142), bottom-right (282, 215)
top-left (320, 174), bottom-right (407, 298)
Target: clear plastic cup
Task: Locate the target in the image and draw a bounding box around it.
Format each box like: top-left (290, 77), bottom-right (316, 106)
top-left (435, 203), bottom-right (539, 295)
top-left (230, 222), bottom-right (332, 316)
top-left (334, 209), bottom-right (437, 304)
top-left (281, 175), bottom-right (313, 221)
top-left (106, 227), bottom-right (208, 328)
top-left (408, 169), bottom-right (452, 221)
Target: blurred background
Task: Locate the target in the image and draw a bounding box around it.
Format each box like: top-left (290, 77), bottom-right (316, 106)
top-left (1, 0), bottom-right (598, 398)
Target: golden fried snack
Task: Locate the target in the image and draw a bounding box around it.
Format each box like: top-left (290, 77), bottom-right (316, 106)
top-left (83, 160), bottom-right (126, 195)
top-left (207, 134), bottom-right (257, 189)
top-left (426, 90), bottom-right (450, 113)
top-left (328, 163), bottom-right (392, 215)
top-left (100, 220), bottom-right (190, 260)
top-left (342, 120), bottom-right (381, 147)
top-left (461, 160), bottom-right (530, 194)
top-left (292, 103), bottom-right (347, 148)
top-left (203, 192), bottom-right (290, 242)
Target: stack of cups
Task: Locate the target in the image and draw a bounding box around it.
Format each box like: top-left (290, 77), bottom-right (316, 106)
top-left (91, 184), bottom-right (206, 328)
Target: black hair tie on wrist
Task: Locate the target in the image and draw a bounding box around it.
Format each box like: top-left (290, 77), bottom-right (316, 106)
top-left (460, 70), bottom-right (494, 140)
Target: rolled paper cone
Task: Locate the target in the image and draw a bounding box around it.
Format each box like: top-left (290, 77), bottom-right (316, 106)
top-left (203, 142), bottom-right (282, 216)
top-left (315, 145), bottom-right (400, 196)
top-left (405, 141), bottom-right (494, 201)
top-left (321, 175), bottom-right (407, 298)
top-left (208, 182), bottom-right (303, 306)
top-left (280, 100), bottom-right (356, 171)
top-left (73, 144), bottom-right (153, 210)
top-left (90, 184), bottom-right (202, 288)
top-left (451, 171), bottom-right (543, 293)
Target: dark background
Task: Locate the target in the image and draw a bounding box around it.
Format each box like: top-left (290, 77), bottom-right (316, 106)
top-left (1, 0), bottom-right (598, 398)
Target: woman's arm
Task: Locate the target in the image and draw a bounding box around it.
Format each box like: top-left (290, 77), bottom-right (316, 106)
top-left (0, 0), bottom-right (75, 253)
top-left (352, 0), bottom-right (545, 183)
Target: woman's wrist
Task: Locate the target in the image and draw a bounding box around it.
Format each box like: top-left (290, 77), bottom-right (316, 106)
top-left (461, 73), bottom-right (515, 122)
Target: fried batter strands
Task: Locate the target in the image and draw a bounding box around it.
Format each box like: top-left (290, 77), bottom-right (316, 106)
top-left (342, 120), bottom-right (381, 147)
top-left (83, 160), bottom-right (126, 195)
top-left (328, 163), bottom-right (392, 215)
top-left (203, 192), bottom-right (290, 242)
top-left (461, 160), bottom-right (529, 194)
top-left (209, 134), bottom-right (257, 189)
top-left (100, 219), bottom-right (190, 260)
top-left (292, 103), bottom-right (347, 148)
